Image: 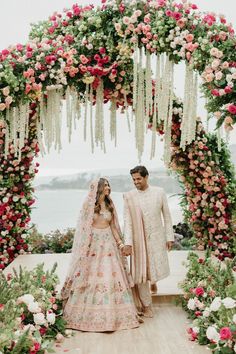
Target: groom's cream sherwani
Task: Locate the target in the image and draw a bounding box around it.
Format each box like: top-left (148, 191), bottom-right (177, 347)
top-left (123, 186), bottom-right (174, 286)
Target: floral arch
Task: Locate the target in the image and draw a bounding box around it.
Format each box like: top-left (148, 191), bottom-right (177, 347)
top-left (0, 0), bottom-right (236, 269)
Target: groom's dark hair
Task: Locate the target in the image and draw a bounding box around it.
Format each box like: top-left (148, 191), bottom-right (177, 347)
top-left (130, 165), bottom-right (149, 177)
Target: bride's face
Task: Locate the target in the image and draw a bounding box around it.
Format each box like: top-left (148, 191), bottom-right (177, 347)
top-left (103, 180), bottom-right (111, 196)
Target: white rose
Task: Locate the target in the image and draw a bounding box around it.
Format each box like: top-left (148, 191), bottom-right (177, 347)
top-left (28, 301), bottom-right (41, 313)
top-left (187, 298), bottom-right (196, 311)
top-left (33, 312), bottom-right (46, 325)
top-left (18, 294), bottom-right (34, 305)
top-left (46, 312), bottom-right (56, 325)
top-left (210, 297), bottom-right (221, 312)
top-left (222, 297), bottom-right (236, 309)
top-left (233, 314), bottom-right (236, 324)
top-left (206, 326), bottom-right (219, 342)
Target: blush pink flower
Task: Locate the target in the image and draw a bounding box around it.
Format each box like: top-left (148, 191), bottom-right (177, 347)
top-left (144, 14), bottom-right (151, 23)
top-left (79, 54), bottom-right (89, 64)
top-left (185, 34), bottom-right (194, 42)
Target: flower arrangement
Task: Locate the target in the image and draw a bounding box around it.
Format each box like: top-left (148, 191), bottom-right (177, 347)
top-left (0, 263), bottom-right (69, 353)
top-left (0, 0), bottom-right (235, 156)
top-left (150, 97), bottom-right (236, 259)
top-left (180, 252), bottom-right (236, 353)
top-left (0, 107), bottom-right (39, 270)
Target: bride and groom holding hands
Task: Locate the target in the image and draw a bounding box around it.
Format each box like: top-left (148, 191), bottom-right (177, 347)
top-left (61, 165), bottom-right (174, 332)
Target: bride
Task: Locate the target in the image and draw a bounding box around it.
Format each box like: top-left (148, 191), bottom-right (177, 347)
top-left (61, 178), bottom-right (140, 331)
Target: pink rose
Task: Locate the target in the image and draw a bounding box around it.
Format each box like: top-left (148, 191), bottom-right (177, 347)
top-left (219, 327), bottom-right (232, 340)
top-left (185, 34), bottom-right (194, 42)
top-left (211, 89), bottom-right (219, 96)
top-left (79, 54), bottom-right (89, 64)
top-left (225, 86), bottom-right (232, 94)
top-left (177, 18), bottom-right (186, 28)
top-left (144, 14), bottom-right (151, 23)
top-left (228, 104), bottom-right (236, 115)
top-left (195, 287), bottom-right (204, 296)
top-left (165, 10), bottom-right (173, 17)
top-left (173, 12), bottom-right (182, 20)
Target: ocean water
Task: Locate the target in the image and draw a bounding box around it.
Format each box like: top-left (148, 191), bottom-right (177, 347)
top-left (30, 189), bottom-right (183, 234)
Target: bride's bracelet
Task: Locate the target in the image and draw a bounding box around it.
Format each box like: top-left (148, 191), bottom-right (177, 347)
top-left (118, 243), bottom-right (125, 250)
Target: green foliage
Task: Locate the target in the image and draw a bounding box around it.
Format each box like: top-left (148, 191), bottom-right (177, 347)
top-left (28, 226), bottom-right (74, 254)
top-left (0, 263), bottom-right (67, 353)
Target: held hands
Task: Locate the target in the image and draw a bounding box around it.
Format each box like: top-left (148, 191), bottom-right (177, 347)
top-left (166, 241), bottom-right (174, 251)
top-left (121, 245), bottom-right (132, 257)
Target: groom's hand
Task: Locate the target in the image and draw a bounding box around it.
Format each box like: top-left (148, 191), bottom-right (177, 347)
top-left (122, 245), bottom-right (132, 256)
top-left (166, 241), bottom-right (174, 251)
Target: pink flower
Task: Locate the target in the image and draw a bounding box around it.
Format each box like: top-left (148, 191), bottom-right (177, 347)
top-left (173, 12), bottom-right (182, 20)
top-left (195, 287), bottom-right (204, 296)
top-left (99, 47), bottom-right (106, 55)
top-left (185, 34), bottom-right (194, 42)
top-left (165, 10), bottom-right (173, 17)
top-left (123, 16), bottom-right (130, 25)
top-left (227, 104), bottom-right (236, 115)
top-left (144, 14), bottom-right (151, 23)
top-left (211, 89), bottom-right (219, 96)
top-left (16, 44), bottom-right (23, 51)
top-left (177, 18), bottom-right (186, 28)
top-left (224, 86), bottom-right (232, 94)
top-left (219, 327), bottom-right (232, 340)
top-left (79, 54), bottom-right (89, 64)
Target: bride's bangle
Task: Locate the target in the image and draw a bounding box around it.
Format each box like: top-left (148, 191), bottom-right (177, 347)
top-left (118, 243), bottom-right (125, 250)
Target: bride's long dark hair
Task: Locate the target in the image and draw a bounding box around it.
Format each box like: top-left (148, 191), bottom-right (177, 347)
top-left (94, 178), bottom-right (114, 214)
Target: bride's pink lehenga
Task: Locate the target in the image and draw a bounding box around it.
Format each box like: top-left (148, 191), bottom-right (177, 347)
top-left (61, 180), bottom-right (139, 332)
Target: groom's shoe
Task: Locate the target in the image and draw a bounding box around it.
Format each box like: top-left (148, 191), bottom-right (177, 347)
top-left (150, 283), bottom-right (158, 295)
top-left (143, 305), bottom-right (154, 318)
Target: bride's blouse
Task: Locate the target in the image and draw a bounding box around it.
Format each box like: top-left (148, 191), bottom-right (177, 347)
top-left (92, 209), bottom-right (112, 228)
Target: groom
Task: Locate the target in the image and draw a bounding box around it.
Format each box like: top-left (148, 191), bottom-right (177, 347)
top-left (123, 166), bottom-right (174, 317)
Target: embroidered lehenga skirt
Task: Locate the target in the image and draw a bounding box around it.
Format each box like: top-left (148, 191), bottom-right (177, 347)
top-left (63, 226), bottom-right (139, 331)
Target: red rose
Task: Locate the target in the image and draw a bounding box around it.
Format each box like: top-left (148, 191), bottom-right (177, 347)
top-left (34, 342), bottom-right (41, 351)
top-left (39, 327), bottom-right (47, 336)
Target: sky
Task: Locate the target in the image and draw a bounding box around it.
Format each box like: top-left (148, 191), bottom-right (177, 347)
top-left (0, 0), bottom-right (235, 177)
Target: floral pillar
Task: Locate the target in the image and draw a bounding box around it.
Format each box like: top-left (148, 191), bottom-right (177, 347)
top-left (0, 106), bottom-right (39, 269)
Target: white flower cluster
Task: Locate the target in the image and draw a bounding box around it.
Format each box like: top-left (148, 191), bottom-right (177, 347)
top-left (17, 293), bottom-right (56, 326)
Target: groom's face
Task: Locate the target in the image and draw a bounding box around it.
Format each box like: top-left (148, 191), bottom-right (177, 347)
top-left (131, 173), bottom-right (148, 191)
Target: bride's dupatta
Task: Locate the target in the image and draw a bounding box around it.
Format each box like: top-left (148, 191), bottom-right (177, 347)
top-left (61, 180), bottom-right (98, 301)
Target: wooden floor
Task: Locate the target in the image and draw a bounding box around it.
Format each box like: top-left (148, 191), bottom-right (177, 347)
top-left (5, 251), bottom-right (208, 354)
top-left (54, 303), bottom-right (209, 354)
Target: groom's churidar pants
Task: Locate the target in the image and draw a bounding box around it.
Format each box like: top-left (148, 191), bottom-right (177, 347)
top-left (137, 282), bottom-right (152, 307)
